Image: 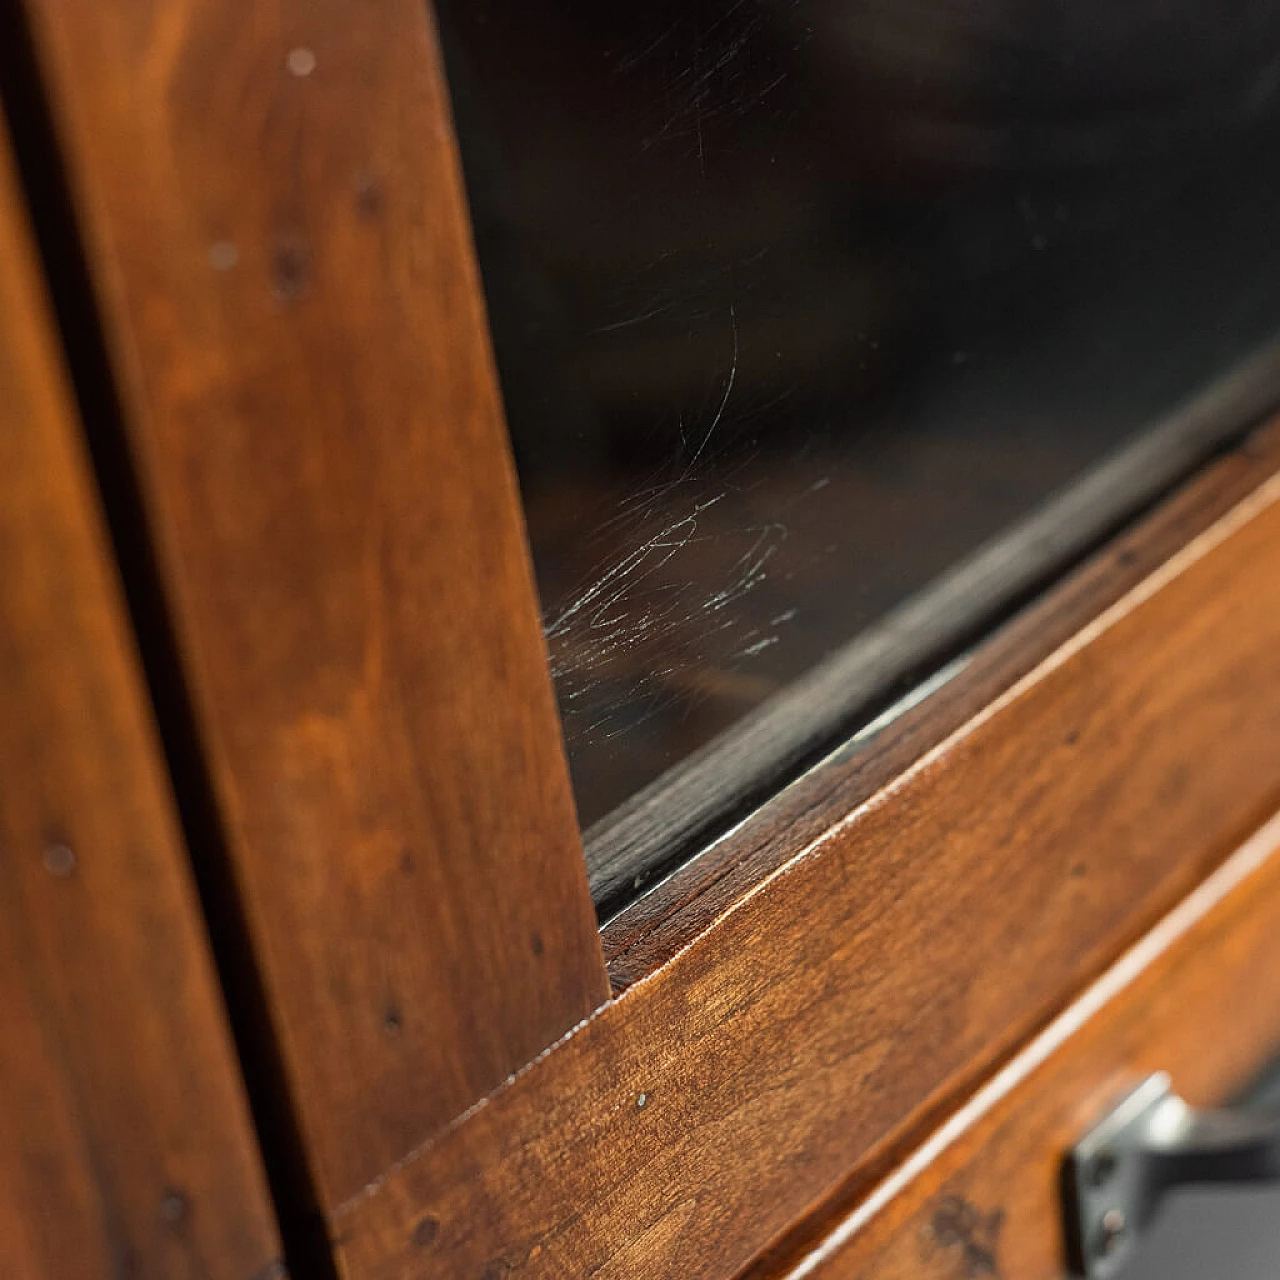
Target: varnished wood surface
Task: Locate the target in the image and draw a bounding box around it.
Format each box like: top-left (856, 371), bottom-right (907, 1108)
top-left (0, 107), bottom-right (281, 1279)
top-left (21, 0), bottom-right (610, 1209)
top-left (337, 446), bottom-right (1280, 1278)
top-left (756, 807), bottom-right (1280, 1279)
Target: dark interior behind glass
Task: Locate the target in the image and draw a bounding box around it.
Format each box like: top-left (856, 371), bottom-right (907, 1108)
top-left (437, 1), bottom-right (1280, 882)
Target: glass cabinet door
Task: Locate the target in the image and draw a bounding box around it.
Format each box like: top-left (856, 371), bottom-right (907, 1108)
top-left (437, 0), bottom-right (1280, 899)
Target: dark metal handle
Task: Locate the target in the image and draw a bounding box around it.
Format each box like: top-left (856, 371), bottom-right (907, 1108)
top-left (1064, 1074), bottom-right (1280, 1277)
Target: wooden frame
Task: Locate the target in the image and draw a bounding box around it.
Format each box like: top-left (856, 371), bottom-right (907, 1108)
top-left (585, 336), bottom-right (1280, 912)
top-left (0, 103), bottom-right (281, 1279)
top-left (336, 423), bottom-right (1280, 1278)
top-left (6, 1), bottom-right (1280, 1277)
top-left (17, 0), bottom-right (608, 1229)
top-left (757, 807), bottom-right (1280, 1278)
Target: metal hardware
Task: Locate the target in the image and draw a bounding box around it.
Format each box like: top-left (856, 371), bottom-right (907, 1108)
top-left (1065, 1074), bottom-right (1280, 1277)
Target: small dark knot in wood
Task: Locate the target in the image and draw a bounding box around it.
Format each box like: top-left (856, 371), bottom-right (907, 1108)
top-left (354, 173), bottom-right (385, 220)
top-left (928, 1194), bottom-right (1004, 1277)
top-left (271, 236), bottom-right (311, 302)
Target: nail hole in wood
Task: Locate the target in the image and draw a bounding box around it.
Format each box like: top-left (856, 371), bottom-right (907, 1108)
top-left (286, 47), bottom-right (316, 77)
top-left (208, 241), bottom-right (238, 271)
top-left (42, 843), bottom-right (76, 877)
top-left (159, 1190), bottom-right (188, 1226)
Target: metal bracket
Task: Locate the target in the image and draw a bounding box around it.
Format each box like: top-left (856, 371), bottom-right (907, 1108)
top-left (1065, 1074), bottom-right (1280, 1277)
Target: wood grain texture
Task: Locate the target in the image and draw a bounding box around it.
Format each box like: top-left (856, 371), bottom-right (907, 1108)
top-left (20, 0), bottom-right (610, 1208)
top-left (336, 454), bottom-right (1280, 1278)
top-left (757, 807), bottom-right (1280, 1280)
top-left (0, 106), bottom-right (281, 1280)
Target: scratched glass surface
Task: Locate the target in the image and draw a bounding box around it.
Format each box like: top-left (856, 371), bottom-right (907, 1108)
top-left (438, 2), bottom-right (1280, 831)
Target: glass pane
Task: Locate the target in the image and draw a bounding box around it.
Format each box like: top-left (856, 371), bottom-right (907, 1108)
top-left (437, 2), bottom-right (1280, 868)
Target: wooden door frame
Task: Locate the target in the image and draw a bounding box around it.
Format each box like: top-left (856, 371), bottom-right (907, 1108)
top-left (10, 1), bottom-right (1280, 1276)
top-left (751, 807), bottom-right (1280, 1279)
top-left (0, 101), bottom-right (281, 1279)
top-left (335, 422), bottom-right (1280, 1278)
top-left (15, 0), bottom-right (609, 1233)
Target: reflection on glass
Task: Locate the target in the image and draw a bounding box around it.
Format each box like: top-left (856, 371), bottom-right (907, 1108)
top-left (438, 1), bottom-right (1280, 832)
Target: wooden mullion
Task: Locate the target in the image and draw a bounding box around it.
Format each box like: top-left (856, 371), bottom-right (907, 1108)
top-left (19, 0), bottom-right (609, 1212)
top-left (0, 100), bottom-right (282, 1279)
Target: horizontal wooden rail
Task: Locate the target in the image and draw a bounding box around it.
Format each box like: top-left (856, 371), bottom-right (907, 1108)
top-left (763, 805), bottom-right (1280, 1278)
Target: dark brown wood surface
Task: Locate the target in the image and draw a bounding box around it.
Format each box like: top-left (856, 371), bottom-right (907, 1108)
top-left (336, 449), bottom-right (1280, 1278)
top-left (0, 106), bottom-right (282, 1280)
top-left (20, 0), bottom-right (611, 1210)
top-left (753, 807), bottom-right (1280, 1279)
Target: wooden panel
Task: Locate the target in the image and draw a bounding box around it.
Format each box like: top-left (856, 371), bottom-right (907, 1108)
top-left (20, 0), bottom-right (611, 1208)
top-left (0, 105), bottom-right (281, 1279)
top-left (758, 806), bottom-right (1280, 1279)
top-left (336, 450), bottom-right (1280, 1278)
